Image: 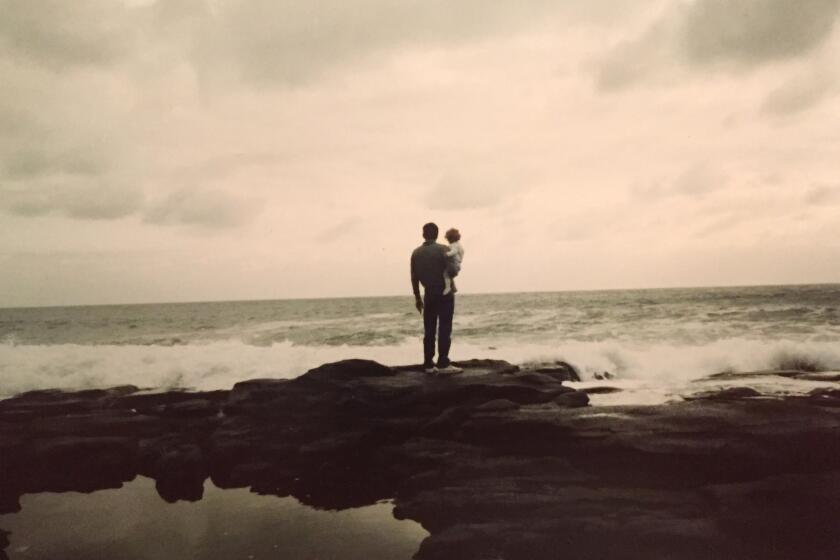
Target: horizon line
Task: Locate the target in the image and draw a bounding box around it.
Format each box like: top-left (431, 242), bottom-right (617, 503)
top-left (1, 280), bottom-right (838, 311)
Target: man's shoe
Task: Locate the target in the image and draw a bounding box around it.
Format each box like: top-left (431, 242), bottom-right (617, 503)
top-left (436, 365), bottom-right (463, 374)
top-left (424, 366), bottom-right (438, 374)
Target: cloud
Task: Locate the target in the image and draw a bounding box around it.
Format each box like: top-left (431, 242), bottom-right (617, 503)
top-left (692, 212), bottom-right (745, 238)
top-left (803, 185), bottom-right (840, 205)
top-left (761, 72), bottom-right (837, 116)
top-left (167, 0), bottom-right (577, 87)
top-left (0, 103), bottom-right (137, 221)
top-left (424, 173), bottom-right (512, 211)
top-left (552, 204), bottom-right (633, 243)
top-left (0, 37), bottom-right (141, 223)
top-left (1, 146), bottom-right (109, 180)
top-left (314, 218), bottom-right (361, 244)
top-left (1, 179), bottom-right (144, 220)
top-left (632, 164), bottom-right (726, 200)
top-left (672, 163), bottom-right (726, 197)
top-left (0, 174), bottom-right (260, 227)
top-left (0, 0), bottom-right (138, 69)
top-left (595, 0), bottom-right (840, 90)
top-left (595, 19), bottom-right (676, 91)
top-left (630, 180), bottom-right (667, 201)
top-left (172, 153), bottom-right (290, 183)
top-left (0, 0), bottom-right (645, 88)
top-left (555, 220), bottom-right (602, 243)
top-left (682, 0), bottom-right (840, 66)
top-left (143, 187), bottom-right (261, 229)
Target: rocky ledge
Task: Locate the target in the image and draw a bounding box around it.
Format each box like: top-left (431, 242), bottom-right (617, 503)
top-left (2, 359), bottom-right (840, 559)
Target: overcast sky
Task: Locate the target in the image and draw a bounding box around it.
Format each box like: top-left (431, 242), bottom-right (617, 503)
top-left (1, 0), bottom-right (839, 307)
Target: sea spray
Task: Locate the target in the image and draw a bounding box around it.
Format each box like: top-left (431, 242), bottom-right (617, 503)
top-left (2, 285), bottom-right (840, 401)
top-left (2, 337), bottom-right (839, 401)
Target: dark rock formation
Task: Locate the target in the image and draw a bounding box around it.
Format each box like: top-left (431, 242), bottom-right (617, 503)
top-left (0, 529), bottom-right (8, 560)
top-left (806, 387), bottom-right (840, 407)
top-left (704, 369), bottom-right (839, 382)
top-left (582, 386), bottom-right (623, 394)
top-left (535, 361), bottom-right (580, 382)
top-left (2, 358), bottom-right (840, 559)
top-left (686, 386), bottom-right (763, 401)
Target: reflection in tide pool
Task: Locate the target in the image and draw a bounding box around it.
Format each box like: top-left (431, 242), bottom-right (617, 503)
top-left (0, 477), bottom-right (428, 560)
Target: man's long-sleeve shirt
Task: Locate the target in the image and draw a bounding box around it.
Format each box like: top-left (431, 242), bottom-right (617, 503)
top-left (410, 240), bottom-right (450, 297)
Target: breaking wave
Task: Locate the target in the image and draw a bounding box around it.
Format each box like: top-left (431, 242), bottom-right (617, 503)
top-left (2, 337), bottom-right (839, 402)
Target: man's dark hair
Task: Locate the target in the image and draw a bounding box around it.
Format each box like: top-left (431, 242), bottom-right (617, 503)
top-left (422, 222), bottom-right (439, 240)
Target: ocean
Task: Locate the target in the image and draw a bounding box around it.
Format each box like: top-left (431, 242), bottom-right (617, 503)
top-left (2, 284), bottom-right (839, 404)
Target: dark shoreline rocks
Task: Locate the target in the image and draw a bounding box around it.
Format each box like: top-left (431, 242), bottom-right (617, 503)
top-left (2, 359), bottom-right (840, 559)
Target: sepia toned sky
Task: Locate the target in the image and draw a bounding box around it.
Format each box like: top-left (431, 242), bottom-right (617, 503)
top-left (1, 0), bottom-right (839, 306)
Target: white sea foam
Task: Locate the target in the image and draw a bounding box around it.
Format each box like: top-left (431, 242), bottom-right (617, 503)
top-left (0, 340), bottom-right (417, 397)
top-left (2, 337), bottom-right (839, 404)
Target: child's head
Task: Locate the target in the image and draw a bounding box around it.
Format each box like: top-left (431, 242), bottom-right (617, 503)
top-left (445, 228), bottom-right (461, 243)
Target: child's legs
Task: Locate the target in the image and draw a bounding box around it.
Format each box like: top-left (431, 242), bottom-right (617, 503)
top-left (442, 272), bottom-right (452, 295)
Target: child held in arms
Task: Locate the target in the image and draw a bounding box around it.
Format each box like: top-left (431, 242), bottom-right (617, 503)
top-left (443, 228), bottom-right (464, 295)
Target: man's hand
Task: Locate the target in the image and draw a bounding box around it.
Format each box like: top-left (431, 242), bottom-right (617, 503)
top-left (415, 296), bottom-right (423, 314)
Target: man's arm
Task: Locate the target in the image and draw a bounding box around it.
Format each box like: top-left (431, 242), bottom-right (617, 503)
top-left (410, 252), bottom-right (423, 312)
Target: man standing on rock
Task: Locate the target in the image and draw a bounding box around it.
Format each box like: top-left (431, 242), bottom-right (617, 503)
top-left (411, 222), bottom-right (463, 375)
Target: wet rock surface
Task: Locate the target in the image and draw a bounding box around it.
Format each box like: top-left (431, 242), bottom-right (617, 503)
top-left (2, 359), bottom-right (840, 559)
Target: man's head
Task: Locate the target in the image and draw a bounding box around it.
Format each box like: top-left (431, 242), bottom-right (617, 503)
top-left (445, 228), bottom-right (461, 243)
top-left (422, 222), bottom-right (439, 240)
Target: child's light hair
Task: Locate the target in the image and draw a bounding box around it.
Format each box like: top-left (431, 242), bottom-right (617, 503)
top-left (445, 228), bottom-right (461, 242)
